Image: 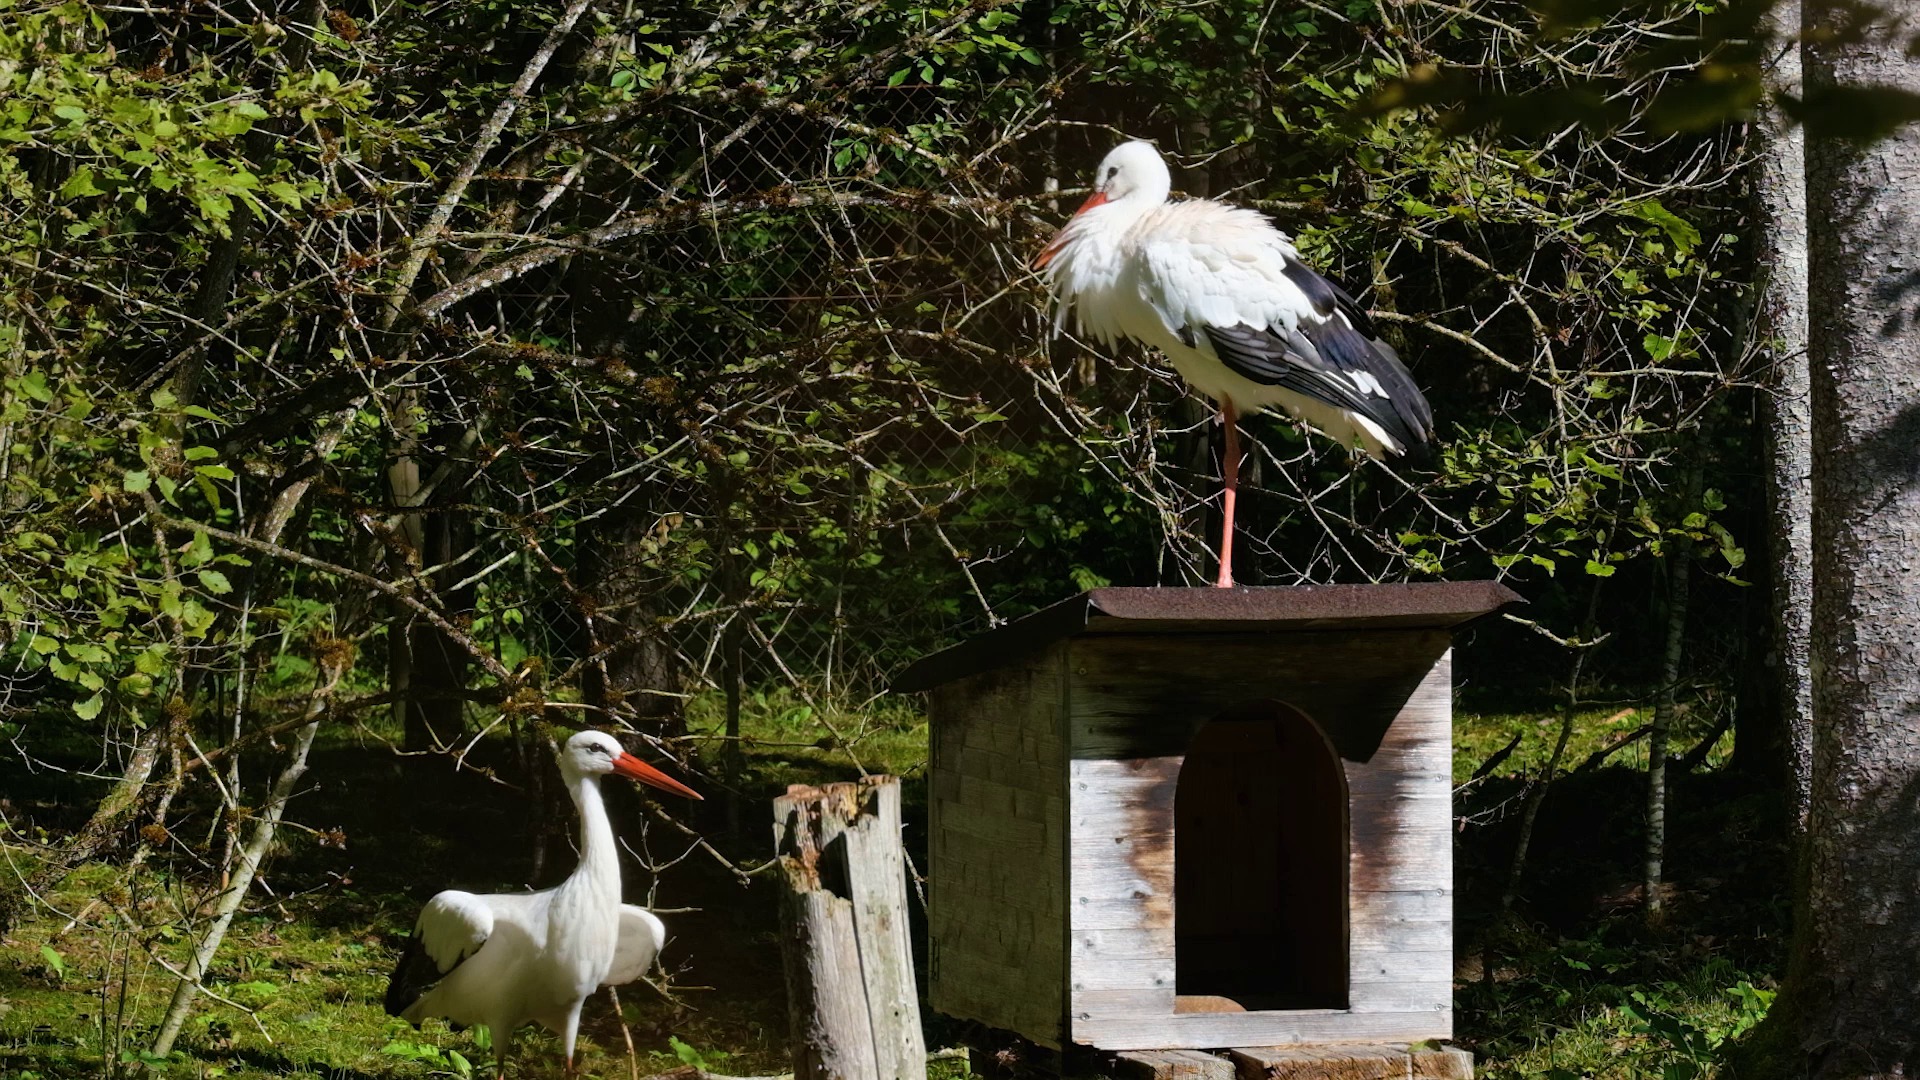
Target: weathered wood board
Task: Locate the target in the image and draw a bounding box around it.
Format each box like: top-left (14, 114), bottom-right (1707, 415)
top-left (1232, 1044), bottom-right (1410, 1080)
top-left (927, 643), bottom-right (1068, 1048)
top-left (1110, 1044), bottom-right (1473, 1080)
top-left (1113, 1049), bottom-right (1239, 1080)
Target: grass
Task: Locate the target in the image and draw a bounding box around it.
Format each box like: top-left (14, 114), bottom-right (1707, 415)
top-left (2, 688), bottom-right (1783, 1080)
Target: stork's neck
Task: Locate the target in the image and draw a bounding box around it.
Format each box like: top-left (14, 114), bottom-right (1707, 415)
top-left (563, 772), bottom-right (621, 897)
top-left (1090, 188), bottom-right (1165, 236)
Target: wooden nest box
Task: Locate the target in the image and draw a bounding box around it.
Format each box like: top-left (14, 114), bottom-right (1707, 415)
top-left (896, 582), bottom-right (1519, 1056)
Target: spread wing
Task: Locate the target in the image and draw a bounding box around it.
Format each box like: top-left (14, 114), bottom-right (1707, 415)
top-left (1138, 204), bottom-right (1433, 457)
top-left (385, 890), bottom-right (540, 1019)
top-left (601, 905), bottom-right (667, 988)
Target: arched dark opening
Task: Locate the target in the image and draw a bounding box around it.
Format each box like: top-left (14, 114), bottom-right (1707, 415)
top-left (1174, 701), bottom-right (1347, 1011)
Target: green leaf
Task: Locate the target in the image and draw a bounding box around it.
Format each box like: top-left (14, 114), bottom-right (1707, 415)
top-left (1584, 559), bottom-right (1616, 577)
top-left (19, 371), bottom-right (54, 403)
top-left (197, 570), bottom-right (234, 594)
top-left (1623, 200), bottom-right (1700, 253)
top-left (74, 693), bottom-right (104, 720)
top-left (60, 167), bottom-right (104, 198)
top-left (184, 529), bottom-right (214, 567)
top-left (123, 470), bottom-right (151, 493)
top-left (669, 1037), bottom-right (706, 1071)
top-left (39, 945), bottom-right (67, 979)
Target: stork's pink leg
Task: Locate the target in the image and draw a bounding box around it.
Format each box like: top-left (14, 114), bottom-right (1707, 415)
top-left (1216, 399), bottom-right (1239, 589)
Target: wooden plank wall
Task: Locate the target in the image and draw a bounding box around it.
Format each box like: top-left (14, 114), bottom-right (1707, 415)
top-left (927, 642), bottom-right (1068, 1048)
top-left (1065, 631), bottom-right (1456, 1051)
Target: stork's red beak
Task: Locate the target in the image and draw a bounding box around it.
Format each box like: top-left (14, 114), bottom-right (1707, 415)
top-left (1032, 190), bottom-right (1109, 269)
top-left (612, 752), bottom-right (704, 800)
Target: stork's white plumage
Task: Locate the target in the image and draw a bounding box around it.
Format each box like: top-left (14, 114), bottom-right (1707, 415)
top-left (384, 731), bottom-right (702, 1078)
top-left (1035, 140), bottom-right (1434, 586)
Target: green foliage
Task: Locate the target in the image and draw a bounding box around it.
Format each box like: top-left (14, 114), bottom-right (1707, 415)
top-left (1620, 981), bottom-right (1776, 1078)
top-left (668, 1035), bottom-right (733, 1071)
top-left (34, 946), bottom-right (65, 983)
top-left (380, 1037), bottom-right (473, 1077)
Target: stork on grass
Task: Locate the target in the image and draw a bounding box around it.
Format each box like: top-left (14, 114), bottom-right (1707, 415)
top-left (384, 730), bottom-right (702, 1079)
top-left (1034, 140), bottom-right (1435, 587)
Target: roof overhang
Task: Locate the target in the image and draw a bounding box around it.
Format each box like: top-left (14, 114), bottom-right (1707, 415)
top-left (893, 581), bottom-right (1524, 693)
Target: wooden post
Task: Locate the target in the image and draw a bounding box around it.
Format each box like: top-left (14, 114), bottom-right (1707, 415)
top-left (773, 777), bottom-right (927, 1080)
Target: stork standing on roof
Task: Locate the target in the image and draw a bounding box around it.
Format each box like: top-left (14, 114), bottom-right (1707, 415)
top-left (1034, 140), bottom-right (1435, 587)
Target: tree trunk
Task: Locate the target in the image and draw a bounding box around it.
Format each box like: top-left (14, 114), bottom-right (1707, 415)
top-left (1645, 547), bottom-right (1690, 922)
top-left (579, 511), bottom-right (687, 738)
top-left (388, 420), bottom-right (478, 754)
top-left (1785, 15), bottom-right (1920, 1072)
top-left (1744, 0), bottom-right (1814, 835)
top-left (147, 645), bottom-right (350, 1061)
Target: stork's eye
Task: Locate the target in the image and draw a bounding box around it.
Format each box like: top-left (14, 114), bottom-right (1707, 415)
top-left (1106, 167), bottom-right (1118, 180)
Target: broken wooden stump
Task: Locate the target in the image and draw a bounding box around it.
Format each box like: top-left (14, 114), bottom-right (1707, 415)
top-left (774, 776), bottom-right (926, 1080)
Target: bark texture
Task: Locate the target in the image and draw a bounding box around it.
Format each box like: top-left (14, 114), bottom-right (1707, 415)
top-left (580, 510), bottom-right (688, 737)
top-left (773, 778), bottom-right (926, 1080)
top-left (1755, 0), bottom-right (1814, 834)
top-left (1792, 9), bottom-right (1920, 1072)
top-left (1645, 550), bottom-right (1690, 921)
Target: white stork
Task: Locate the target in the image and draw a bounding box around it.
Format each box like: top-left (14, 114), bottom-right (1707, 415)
top-left (1034, 140), bottom-right (1434, 587)
top-left (384, 730), bottom-right (702, 1078)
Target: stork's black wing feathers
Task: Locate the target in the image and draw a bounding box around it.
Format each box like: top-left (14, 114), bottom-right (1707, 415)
top-left (1204, 319), bottom-right (1431, 458)
top-left (383, 934), bottom-right (439, 1021)
top-left (1202, 300), bottom-right (1432, 459)
top-left (1281, 258), bottom-right (1385, 339)
top-left (1303, 314), bottom-right (1434, 449)
top-left (1192, 250), bottom-right (1434, 457)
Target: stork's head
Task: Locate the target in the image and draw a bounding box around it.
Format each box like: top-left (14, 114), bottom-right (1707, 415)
top-left (560, 730), bottom-right (703, 799)
top-left (1033, 139), bottom-right (1172, 270)
top-left (1090, 140), bottom-right (1172, 205)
